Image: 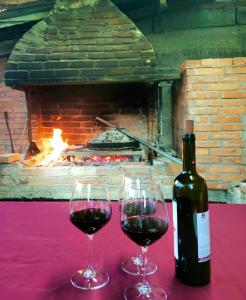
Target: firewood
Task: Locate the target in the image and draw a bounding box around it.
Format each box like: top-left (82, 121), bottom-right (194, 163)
top-left (0, 153), bottom-right (21, 163)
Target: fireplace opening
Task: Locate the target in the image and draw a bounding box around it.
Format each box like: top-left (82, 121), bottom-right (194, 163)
top-left (24, 82), bottom-right (157, 166)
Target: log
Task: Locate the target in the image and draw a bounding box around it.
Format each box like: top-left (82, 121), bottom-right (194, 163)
top-left (0, 153), bottom-right (21, 163)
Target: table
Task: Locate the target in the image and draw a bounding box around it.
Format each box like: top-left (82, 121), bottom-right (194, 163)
top-left (0, 201), bottom-right (245, 300)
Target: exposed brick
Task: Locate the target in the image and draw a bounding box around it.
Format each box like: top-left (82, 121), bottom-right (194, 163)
top-left (196, 165), bottom-right (206, 173)
top-left (218, 75), bottom-right (246, 83)
top-left (210, 115), bottom-right (241, 123)
top-left (197, 156), bottom-right (221, 163)
top-left (221, 91), bottom-right (246, 99)
top-left (221, 140), bottom-right (244, 148)
top-left (190, 107), bottom-right (219, 115)
top-left (210, 132), bottom-right (242, 140)
top-left (222, 157), bottom-right (244, 164)
top-left (19, 62), bottom-right (44, 70)
top-left (195, 148), bottom-right (209, 156)
top-left (239, 166), bottom-right (246, 174)
top-left (225, 66), bottom-right (246, 74)
top-left (189, 75), bottom-right (219, 84)
top-left (188, 99), bottom-right (209, 107)
top-left (21, 167), bottom-right (70, 177)
top-left (210, 148), bottom-right (242, 156)
top-left (190, 91), bottom-right (220, 99)
top-left (219, 107), bottom-right (246, 115)
top-left (208, 99), bottom-right (242, 106)
top-left (44, 61), bottom-right (70, 69)
top-left (5, 70), bottom-right (28, 79)
top-left (166, 163), bottom-right (182, 176)
top-left (196, 141), bottom-right (220, 148)
top-left (30, 70), bottom-right (55, 78)
top-left (201, 58), bottom-right (232, 67)
top-left (108, 67), bottom-right (132, 75)
top-left (196, 124), bottom-right (219, 132)
top-left (200, 173), bottom-right (222, 181)
top-left (207, 181), bottom-right (229, 190)
top-left (207, 165), bottom-right (240, 173)
top-left (196, 132), bottom-right (210, 140)
top-left (191, 67), bottom-right (224, 76)
top-left (189, 84), bottom-right (206, 91)
top-left (220, 123), bottom-right (244, 131)
top-left (12, 107), bottom-right (28, 113)
top-left (207, 83), bottom-right (242, 90)
top-left (4, 89), bottom-right (25, 97)
top-left (193, 116), bottom-right (209, 123)
top-left (70, 61), bottom-right (94, 69)
top-left (95, 60), bottom-right (119, 68)
top-left (223, 173), bottom-right (245, 181)
top-left (26, 176), bottom-right (77, 185)
top-left (180, 60), bottom-right (201, 72)
top-left (232, 57), bottom-right (246, 65)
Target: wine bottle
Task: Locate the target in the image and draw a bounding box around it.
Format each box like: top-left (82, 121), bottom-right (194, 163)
top-left (173, 120), bottom-right (210, 286)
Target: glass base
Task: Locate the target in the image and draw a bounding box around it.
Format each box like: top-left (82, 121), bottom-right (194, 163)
top-left (124, 282), bottom-right (167, 300)
top-left (71, 267), bottom-right (109, 290)
top-left (121, 256), bottom-right (157, 276)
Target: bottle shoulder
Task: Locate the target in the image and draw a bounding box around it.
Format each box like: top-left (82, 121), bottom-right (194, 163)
top-left (174, 171), bottom-right (207, 189)
top-left (173, 171), bottom-right (208, 209)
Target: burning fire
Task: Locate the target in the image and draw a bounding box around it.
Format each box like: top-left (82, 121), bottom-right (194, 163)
top-left (30, 128), bottom-right (69, 166)
top-left (48, 128), bottom-right (68, 160)
top-left (26, 128), bottom-right (134, 167)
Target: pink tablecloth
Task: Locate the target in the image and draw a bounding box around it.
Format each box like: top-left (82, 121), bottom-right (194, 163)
top-left (0, 201), bottom-right (245, 300)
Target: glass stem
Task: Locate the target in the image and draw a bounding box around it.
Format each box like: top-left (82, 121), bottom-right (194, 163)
top-left (87, 234), bottom-right (94, 269)
top-left (140, 246), bottom-right (148, 283)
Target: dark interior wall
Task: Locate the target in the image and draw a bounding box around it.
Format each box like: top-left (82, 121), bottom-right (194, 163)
top-left (134, 1), bottom-right (246, 79)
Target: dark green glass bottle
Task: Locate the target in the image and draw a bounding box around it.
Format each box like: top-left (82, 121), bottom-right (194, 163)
top-left (173, 120), bottom-right (210, 286)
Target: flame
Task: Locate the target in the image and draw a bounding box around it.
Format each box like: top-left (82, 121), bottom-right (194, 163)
top-left (49, 128), bottom-right (68, 160)
top-left (31, 128), bottom-right (69, 166)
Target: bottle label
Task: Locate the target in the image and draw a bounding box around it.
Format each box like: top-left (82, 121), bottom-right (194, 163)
top-left (196, 211), bottom-right (210, 262)
top-left (172, 201), bottom-right (179, 260)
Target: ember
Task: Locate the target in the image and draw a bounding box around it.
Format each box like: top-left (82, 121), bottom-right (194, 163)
top-left (86, 155), bottom-right (133, 166)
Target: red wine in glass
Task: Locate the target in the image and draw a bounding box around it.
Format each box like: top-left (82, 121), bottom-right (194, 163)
top-left (70, 208), bottom-right (111, 235)
top-left (121, 215), bottom-right (168, 247)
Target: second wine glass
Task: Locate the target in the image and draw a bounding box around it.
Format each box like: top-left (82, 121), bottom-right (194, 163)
top-left (120, 182), bottom-right (169, 300)
top-left (120, 175), bottom-right (158, 276)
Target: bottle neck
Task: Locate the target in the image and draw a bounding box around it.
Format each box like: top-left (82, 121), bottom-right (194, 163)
top-left (182, 133), bottom-right (196, 173)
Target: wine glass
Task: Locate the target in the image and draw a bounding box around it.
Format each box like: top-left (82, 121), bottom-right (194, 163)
top-left (69, 176), bottom-right (112, 290)
top-left (120, 175), bottom-right (158, 276)
top-left (120, 182), bottom-right (169, 300)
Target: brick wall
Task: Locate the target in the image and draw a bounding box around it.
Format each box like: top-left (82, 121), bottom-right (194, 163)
top-left (0, 58), bottom-right (28, 154)
top-left (173, 57), bottom-right (246, 190)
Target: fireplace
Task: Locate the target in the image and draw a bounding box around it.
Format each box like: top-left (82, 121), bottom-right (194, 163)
top-left (4, 0), bottom-right (162, 161)
top-left (0, 0), bottom-right (175, 200)
top-left (21, 81), bottom-right (157, 168)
